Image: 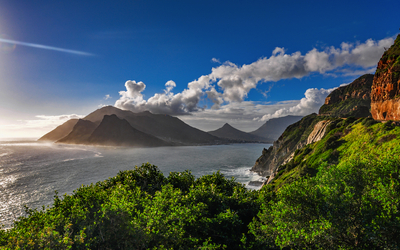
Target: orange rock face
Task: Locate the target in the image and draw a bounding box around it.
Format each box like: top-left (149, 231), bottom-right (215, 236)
top-left (371, 35), bottom-right (400, 120)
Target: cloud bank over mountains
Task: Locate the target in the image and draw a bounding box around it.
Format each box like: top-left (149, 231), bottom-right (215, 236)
top-left (115, 36), bottom-right (393, 124)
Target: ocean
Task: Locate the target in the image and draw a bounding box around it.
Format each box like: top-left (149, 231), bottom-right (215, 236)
top-left (0, 139), bottom-right (271, 229)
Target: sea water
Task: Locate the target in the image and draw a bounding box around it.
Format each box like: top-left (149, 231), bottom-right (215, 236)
top-left (0, 139), bottom-right (271, 229)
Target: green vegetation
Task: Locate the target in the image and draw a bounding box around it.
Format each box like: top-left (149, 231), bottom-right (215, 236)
top-left (381, 35), bottom-right (400, 62)
top-left (1, 119), bottom-right (400, 249)
top-left (318, 74), bottom-right (373, 118)
top-left (319, 98), bottom-right (370, 117)
top-left (0, 164), bottom-right (260, 249)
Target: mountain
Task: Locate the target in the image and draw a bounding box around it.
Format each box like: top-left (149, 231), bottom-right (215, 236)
top-left (57, 119), bottom-right (98, 144)
top-left (38, 119), bottom-right (79, 141)
top-left (86, 115), bottom-right (171, 147)
top-left (371, 34), bottom-right (400, 120)
top-left (319, 74), bottom-right (373, 117)
top-left (39, 106), bottom-right (226, 146)
top-left (208, 123), bottom-right (270, 142)
top-left (83, 106), bottom-right (223, 145)
top-left (249, 115), bottom-right (303, 141)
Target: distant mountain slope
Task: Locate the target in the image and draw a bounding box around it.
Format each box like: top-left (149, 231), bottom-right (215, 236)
top-left (208, 123), bottom-right (270, 142)
top-left (38, 119), bottom-right (79, 141)
top-left (57, 119), bottom-right (97, 144)
top-left (319, 74), bottom-right (373, 118)
top-left (250, 116), bottom-right (303, 141)
top-left (86, 115), bottom-right (171, 147)
top-left (84, 106), bottom-right (223, 145)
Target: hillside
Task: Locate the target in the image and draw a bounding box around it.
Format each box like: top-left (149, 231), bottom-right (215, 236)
top-left (38, 119), bottom-right (78, 141)
top-left (57, 119), bottom-right (97, 144)
top-left (251, 114), bottom-right (329, 176)
top-left (318, 74), bottom-right (373, 117)
top-left (208, 123), bottom-right (270, 142)
top-left (86, 115), bottom-right (171, 147)
top-left (250, 115), bottom-right (303, 141)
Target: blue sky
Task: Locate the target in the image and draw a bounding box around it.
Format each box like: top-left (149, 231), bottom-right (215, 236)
top-left (0, 0), bottom-right (399, 138)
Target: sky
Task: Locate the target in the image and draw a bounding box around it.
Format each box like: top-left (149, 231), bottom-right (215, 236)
top-left (0, 0), bottom-right (399, 138)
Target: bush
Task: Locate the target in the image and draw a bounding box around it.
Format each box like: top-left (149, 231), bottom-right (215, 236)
top-left (251, 158), bottom-right (400, 249)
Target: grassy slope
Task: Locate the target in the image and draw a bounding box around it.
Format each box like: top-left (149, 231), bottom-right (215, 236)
top-left (265, 117), bottom-right (400, 192)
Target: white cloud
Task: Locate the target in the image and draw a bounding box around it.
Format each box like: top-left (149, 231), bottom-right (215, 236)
top-left (211, 58), bottom-right (221, 64)
top-left (179, 100), bottom-right (300, 132)
top-left (257, 87), bottom-right (336, 121)
top-left (104, 94), bottom-right (111, 100)
top-left (115, 36), bottom-right (394, 117)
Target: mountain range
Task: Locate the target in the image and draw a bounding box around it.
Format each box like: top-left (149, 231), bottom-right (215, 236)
top-left (39, 105), bottom-right (301, 147)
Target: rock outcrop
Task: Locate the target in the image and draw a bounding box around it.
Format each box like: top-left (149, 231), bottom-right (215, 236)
top-left (307, 120), bottom-right (332, 145)
top-left (319, 74), bottom-right (373, 117)
top-left (371, 34), bottom-right (400, 120)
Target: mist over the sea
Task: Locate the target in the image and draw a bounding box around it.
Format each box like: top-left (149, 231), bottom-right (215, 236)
top-left (0, 140), bottom-right (270, 229)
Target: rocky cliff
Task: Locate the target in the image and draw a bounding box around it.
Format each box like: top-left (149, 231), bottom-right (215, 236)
top-left (251, 114), bottom-right (329, 176)
top-left (319, 74), bottom-right (373, 117)
top-left (371, 34), bottom-right (400, 120)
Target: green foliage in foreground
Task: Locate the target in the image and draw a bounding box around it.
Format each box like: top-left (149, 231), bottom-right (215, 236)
top-left (1, 119), bottom-right (400, 249)
top-left (0, 164), bottom-right (260, 249)
top-left (251, 157), bottom-right (400, 249)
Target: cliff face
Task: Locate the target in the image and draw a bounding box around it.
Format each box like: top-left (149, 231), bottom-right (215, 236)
top-left (319, 74), bottom-right (373, 117)
top-left (307, 120), bottom-right (332, 145)
top-left (371, 34), bottom-right (400, 120)
top-left (251, 114), bottom-right (329, 176)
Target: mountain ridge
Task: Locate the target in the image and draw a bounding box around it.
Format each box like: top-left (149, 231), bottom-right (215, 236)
top-left (208, 123), bottom-right (270, 142)
top-left (250, 115), bottom-right (303, 141)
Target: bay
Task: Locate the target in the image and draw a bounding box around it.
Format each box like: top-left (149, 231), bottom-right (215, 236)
top-left (0, 139), bottom-right (270, 229)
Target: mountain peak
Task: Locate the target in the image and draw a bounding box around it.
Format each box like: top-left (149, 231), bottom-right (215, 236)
top-left (222, 123), bottom-right (233, 128)
top-left (208, 123), bottom-right (269, 142)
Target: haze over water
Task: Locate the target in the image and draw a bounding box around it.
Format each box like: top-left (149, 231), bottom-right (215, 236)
top-left (0, 139), bottom-right (270, 229)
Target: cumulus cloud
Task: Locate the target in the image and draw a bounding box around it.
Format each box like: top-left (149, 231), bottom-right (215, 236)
top-left (115, 36), bottom-right (394, 117)
top-left (104, 94), bottom-right (111, 100)
top-left (256, 87), bottom-right (336, 121)
top-left (115, 80), bottom-right (200, 115)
